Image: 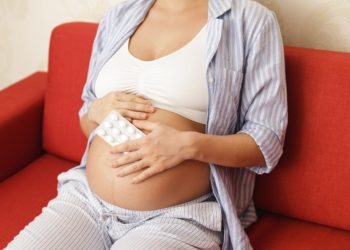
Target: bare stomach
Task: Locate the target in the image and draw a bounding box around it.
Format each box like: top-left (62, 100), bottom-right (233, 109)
top-left (86, 107), bottom-right (211, 210)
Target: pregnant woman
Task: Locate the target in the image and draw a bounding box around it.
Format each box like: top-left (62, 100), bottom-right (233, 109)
top-left (6, 0), bottom-right (288, 249)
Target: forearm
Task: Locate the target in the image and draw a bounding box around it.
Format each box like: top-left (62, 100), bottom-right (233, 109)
top-left (80, 112), bottom-right (98, 138)
top-left (185, 132), bottom-right (266, 168)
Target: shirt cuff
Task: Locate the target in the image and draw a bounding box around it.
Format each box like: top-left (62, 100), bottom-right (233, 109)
top-left (236, 120), bottom-right (283, 174)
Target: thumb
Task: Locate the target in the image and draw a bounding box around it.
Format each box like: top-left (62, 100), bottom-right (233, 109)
top-left (132, 119), bottom-right (157, 131)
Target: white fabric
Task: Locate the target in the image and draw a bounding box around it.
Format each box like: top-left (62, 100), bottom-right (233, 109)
top-left (94, 23), bottom-right (208, 124)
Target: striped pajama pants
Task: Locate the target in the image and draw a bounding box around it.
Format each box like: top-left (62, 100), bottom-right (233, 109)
top-left (5, 179), bottom-right (222, 249)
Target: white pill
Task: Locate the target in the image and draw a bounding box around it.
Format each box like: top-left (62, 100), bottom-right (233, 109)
top-left (110, 113), bottom-right (119, 121)
top-left (126, 127), bottom-right (135, 134)
top-left (119, 134), bottom-right (129, 142)
top-left (97, 128), bottom-right (106, 136)
top-left (104, 121), bottom-right (113, 129)
top-left (111, 128), bottom-right (120, 135)
top-left (106, 135), bottom-right (114, 143)
top-left (118, 121), bottom-right (127, 128)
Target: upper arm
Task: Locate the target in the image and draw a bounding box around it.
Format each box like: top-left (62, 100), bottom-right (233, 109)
top-left (236, 10), bottom-right (288, 174)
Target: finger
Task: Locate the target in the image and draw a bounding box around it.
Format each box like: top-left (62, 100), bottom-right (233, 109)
top-left (132, 119), bottom-right (158, 131)
top-left (131, 95), bottom-right (153, 106)
top-left (116, 159), bottom-right (148, 177)
top-left (118, 109), bottom-right (148, 120)
top-left (115, 101), bottom-right (154, 113)
top-left (113, 91), bottom-right (153, 105)
top-left (132, 165), bottom-right (164, 184)
top-left (106, 152), bottom-right (127, 166)
top-left (110, 138), bottom-right (142, 154)
top-left (110, 151), bottom-right (142, 168)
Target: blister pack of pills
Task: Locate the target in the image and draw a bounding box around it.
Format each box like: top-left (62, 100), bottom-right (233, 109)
top-left (95, 110), bottom-right (145, 147)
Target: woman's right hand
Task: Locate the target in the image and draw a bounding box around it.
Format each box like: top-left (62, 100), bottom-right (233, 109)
top-left (87, 91), bottom-right (155, 124)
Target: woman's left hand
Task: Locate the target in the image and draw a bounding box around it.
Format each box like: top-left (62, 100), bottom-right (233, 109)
top-left (108, 120), bottom-right (193, 184)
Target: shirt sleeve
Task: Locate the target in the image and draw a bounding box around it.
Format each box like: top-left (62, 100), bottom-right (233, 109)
top-left (236, 11), bottom-right (288, 174)
top-left (78, 9), bottom-right (111, 120)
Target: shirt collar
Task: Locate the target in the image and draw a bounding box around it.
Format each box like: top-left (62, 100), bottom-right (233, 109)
top-left (208, 0), bottom-right (232, 18)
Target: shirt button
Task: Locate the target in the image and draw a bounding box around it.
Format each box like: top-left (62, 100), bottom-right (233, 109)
top-left (208, 76), bottom-right (214, 84)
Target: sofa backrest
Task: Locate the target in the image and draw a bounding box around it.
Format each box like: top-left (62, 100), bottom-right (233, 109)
top-left (43, 23), bottom-right (98, 163)
top-left (254, 47), bottom-right (350, 231)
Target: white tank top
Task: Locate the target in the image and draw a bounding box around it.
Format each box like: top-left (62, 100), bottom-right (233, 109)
top-left (94, 24), bottom-right (208, 124)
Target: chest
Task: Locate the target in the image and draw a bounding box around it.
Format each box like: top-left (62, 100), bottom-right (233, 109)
top-left (94, 30), bottom-right (208, 112)
top-left (128, 3), bottom-right (208, 61)
top-left (93, 7), bottom-right (245, 133)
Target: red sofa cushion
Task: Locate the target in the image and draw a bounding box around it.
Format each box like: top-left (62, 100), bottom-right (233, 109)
top-left (0, 154), bottom-right (75, 248)
top-left (0, 72), bottom-right (46, 181)
top-left (254, 47), bottom-right (350, 231)
top-left (246, 211), bottom-right (350, 250)
top-left (43, 23), bottom-right (98, 163)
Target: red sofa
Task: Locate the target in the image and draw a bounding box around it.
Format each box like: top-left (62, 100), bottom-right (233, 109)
top-left (1, 22), bottom-right (349, 249)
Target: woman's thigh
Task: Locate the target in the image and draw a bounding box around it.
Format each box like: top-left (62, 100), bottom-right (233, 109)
top-left (111, 215), bottom-right (222, 250)
top-left (5, 181), bottom-right (111, 250)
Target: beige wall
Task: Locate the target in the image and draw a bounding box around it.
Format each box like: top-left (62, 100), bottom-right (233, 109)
top-left (0, 0), bottom-right (124, 90)
top-left (1, 0), bottom-right (350, 90)
top-left (257, 0), bottom-right (350, 52)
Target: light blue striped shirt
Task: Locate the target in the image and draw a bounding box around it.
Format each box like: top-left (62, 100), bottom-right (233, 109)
top-left (71, 0), bottom-right (288, 249)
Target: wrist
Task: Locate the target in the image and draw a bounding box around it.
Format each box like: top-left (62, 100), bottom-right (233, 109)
top-left (87, 111), bottom-right (96, 124)
top-left (181, 131), bottom-right (203, 161)
top-left (87, 102), bottom-right (99, 124)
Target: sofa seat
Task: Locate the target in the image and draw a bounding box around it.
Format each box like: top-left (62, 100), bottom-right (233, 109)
top-left (0, 154), bottom-right (76, 247)
top-left (246, 211), bottom-right (350, 250)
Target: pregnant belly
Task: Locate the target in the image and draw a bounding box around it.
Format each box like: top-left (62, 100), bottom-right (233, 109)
top-left (86, 108), bottom-right (211, 210)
